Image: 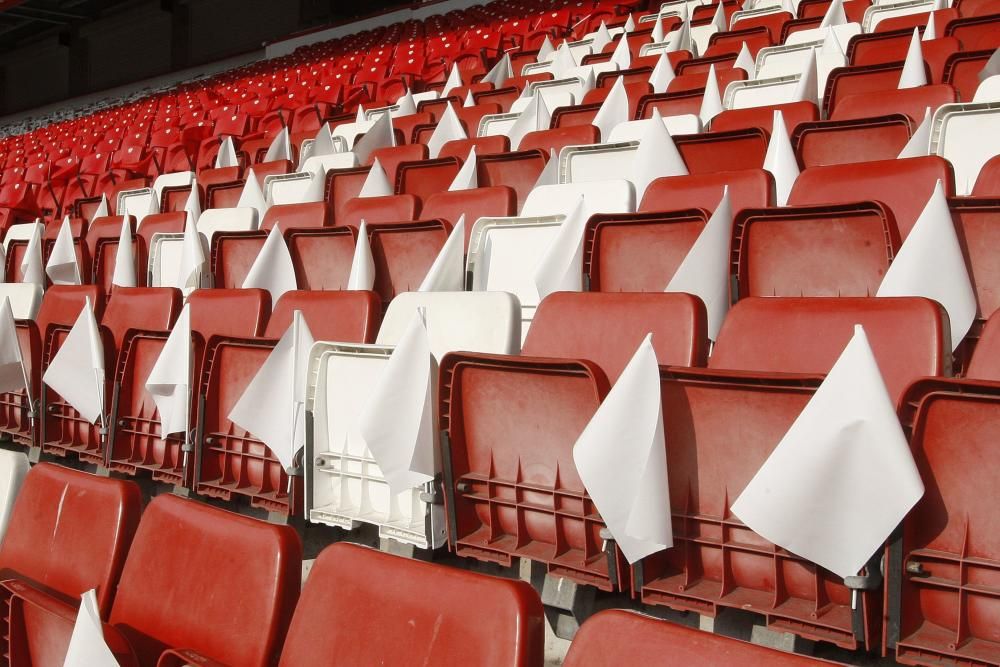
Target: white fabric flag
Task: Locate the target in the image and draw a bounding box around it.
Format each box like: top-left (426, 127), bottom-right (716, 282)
top-left (922, 13), bottom-right (936, 41)
top-left (731, 325), bottom-right (924, 580)
top-left (897, 107), bottom-right (933, 158)
top-left (214, 136), bottom-right (239, 168)
top-left (353, 110), bottom-right (395, 164)
top-left (793, 48), bottom-right (819, 104)
top-left (91, 194), bottom-right (109, 223)
top-left (142, 188), bottom-right (160, 224)
top-left (311, 123), bottom-right (337, 159)
top-left (734, 42), bottom-right (755, 78)
top-left (62, 589), bottom-right (118, 667)
top-left (898, 28), bottom-right (928, 89)
top-left (592, 22), bottom-right (613, 54)
top-left (876, 180), bottom-right (976, 350)
top-left (665, 187), bottom-right (732, 340)
top-left (20, 223), bottom-right (45, 289)
top-left (45, 217), bottom-right (82, 286)
top-left (263, 127), bottom-right (292, 163)
top-left (611, 35), bottom-right (631, 70)
top-left (242, 225), bottom-right (297, 304)
top-left (427, 103), bottom-right (467, 159)
top-left (395, 89), bottom-right (417, 116)
top-left (0, 297), bottom-right (28, 395)
top-left (347, 221), bottom-right (375, 290)
top-left (672, 13), bottom-right (694, 55)
top-left (176, 214), bottom-right (206, 290)
top-left (649, 52), bottom-right (676, 94)
top-left (359, 310), bottom-right (437, 494)
top-left (551, 42), bottom-right (577, 78)
top-left (183, 182), bottom-right (201, 226)
top-left (593, 77), bottom-right (630, 142)
top-left (534, 196), bottom-right (590, 299)
top-left (448, 148), bottom-right (478, 191)
top-left (699, 64), bottom-right (724, 125)
top-left (359, 158), bottom-right (394, 198)
top-left (229, 310), bottom-right (314, 472)
top-left (464, 90), bottom-right (475, 108)
top-left (111, 215), bottom-right (137, 288)
top-left (624, 14), bottom-right (636, 32)
top-left (633, 109), bottom-right (688, 199)
top-left (144, 303), bottom-right (191, 437)
top-left (419, 215), bottom-right (465, 292)
top-left (710, 2), bottom-right (727, 34)
top-left (506, 93), bottom-right (550, 150)
top-left (42, 297), bottom-right (104, 425)
top-left (482, 53), bottom-right (513, 88)
top-left (574, 334), bottom-right (672, 564)
top-left (356, 105), bottom-right (366, 123)
top-left (442, 63), bottom-right (463, 97)
top-left (979, 47), bottom-right (1000, 83)
top-left (537, 36), bottom-right (555, 63)
top-left (820, 0), bottom-right (847, 27)
top-left (763, 110), bottom-right (799, 206)
top-left (531, 149), bottom-right (560, 192)
top-left (237, 168), bottom-right (268, 219)
top-left (651, 16), bottom-right (665, 43)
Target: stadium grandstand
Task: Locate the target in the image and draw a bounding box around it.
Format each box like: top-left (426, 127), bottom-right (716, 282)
top-left (0, 0), bottom-right (995, 664)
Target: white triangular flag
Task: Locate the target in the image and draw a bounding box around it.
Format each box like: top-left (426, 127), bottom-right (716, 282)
top-left (242, 225), bottom-right (297, 304)
top-left (574, 334), bottom-right (671, 564)
top-left (506, 93), bottom-right (550, 150)
top-left (979, 48), bottom-right (1000, 83)
top-left (537, 35), bottom-right (556, 62)
top-left (42, 296), bottom-right (104, 425)
top-left (448, 148), bottom-right (478, 191)
top-left (111, 216), bottom-right (136, 288)
top-left (356, 105), bottom-right (366, 123)
top-left (551, 41), bottom-right (577, 78)
top-left (763, 110), bottom-right (799, 206)
top-left (624, 14), bottom-right (636, 32)
top-left (820, 0), bottom-right (847, 27)
top-left (347, 221), bottom-right (375, 290)
top-left (396, 89), bottom-right (417, 116)
top-left (898, 28), bottom-right (928, 89)
top-left (419, 215), bottom-right (466, 291)
top-left (792, 48), bottom-right (818, 103)
top-left (649, 52), bottom-right (676, 94)
top-left (463, 90), bottom-right (475, 107)
top-left (183, 182), bottom-right (201, 226)
top-left (876, 180), bottom-right (975, 349)
top-left (482, 53), bottom-right (513, 88)
top-left (731, 325), bottom-right (924, 579)
top-left (665, 187), bottom-right (732, 340)
top-left (45, 216), bottom-right (81, 286)
top-left (359, 158), bottom-right (394, 198)
top-left (534, 196), bottom-right (590, 298)
top-left (229, 310), bottom-right (314, 472)
top-left (237, 168), bottom-right (268, 219)
top-left (634, 109), bottom-right (688, 198)
top-left (699, 64), bottom-right (724, 125)
top-left (710, 2), bottom-right (727, 34)
top-left (897, 107), bottom-right (933, 158)
top-left (922, 13), bottom-right (936, 41)
top-left (176, 214), bottom-right (206, 289)
top-left (580, 68), bottom-right (597, 96)
top-left (593, 22), bottom-right (614, 54)
top-left (353, 110), bottom-right (395, 164)
top-left (611, 35), bottom-right (631, 69)
top-left (358, 310), bottom-right (437, 494)
top-left (90, 194), bottom-right (109, 223)
top-left (144, 303), bottom-right (191, 437)
top-left (673, 13), bottom-right (694, 55)
top-left (20, 223), bottom-right (45, 289)
top-left (593, 77), bottom-right (630, 142)
top-left (62, 589), bottom-right (118, 667)
top-left (531, 149), bottom-right (561, 195)
top-left (443, 63), bottom-right (463, 97)
top-left (214, 136), bottom-right (238, 168)
top-left (426, 103), bottom-right (467, 159)
top-left (312, 123), bottom-right (337, 159)
top-left (821, 27), bottom-right (845, 60)
top-left (735, 42), bottom-right (755, 78)
top-left (263, 127), bottom-right (291, 162)
top-left (0, 297), bottom-right (28, 395)
top-left (652, 16), bottom-right (665, 43)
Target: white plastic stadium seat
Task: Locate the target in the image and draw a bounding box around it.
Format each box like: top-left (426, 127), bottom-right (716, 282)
top-left (930, 101), bottom-right (1000, 195)
top-left (522, 180), bottom-right (636, 216)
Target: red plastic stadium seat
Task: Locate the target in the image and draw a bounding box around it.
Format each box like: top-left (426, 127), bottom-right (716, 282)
top-left (420, 185), bottom-right (517, 247)
top-left (640, 168), bottom-right (775, 216)
top-left (88, 215), bottom-right (143, 291)
top-left (565, 610), bottom-right (837, 666)
top-left (210, 230), bottom-right (267, 289)
top-left (278, 543), bottom-right (545, 667)
top-left (107, 288), bottom-right (268, 485)
top-left (339, 194), bottom-right (421, 229)
top-left (667, 67), bottom-right (746, 94)
top-left (637, 89), bottom-right (705, 120)
top-left (792, 115), bottom-right (913, 168)
top-left (967, 308), bottom-right (1000, 379)
top-left (286, 227), bottom-right (357, 290)
top-left (944, 13), bottom-right (1000, 49)
top-left (950, 197), bottom-right (1000, 364)
top-left (368, 143), bottom-right (428, 185)
top-left (941, 49), bottom-right (997, 101)
top-left (893, 378), bottom-right (1000, 666)
top-left (519, 125), bottom-right (600, 155)
top-left (476, 150), bottom-right (547, 212)
top-left (710, 101), bottom-right (820, 135)
top-left (674, 128), bottom-right (769, 173)
top-left (830, 84), bottom-right (957, 124)
top-left (42, 287), bottom-right (181, 465)
top-left (261, 201), bottom-right (331, 231)
top-left (326, 165), bottom-right (372, 226)
top-left (734, 202), bottom-right (899, 299)
top-left (972, 155), bottom-right (1000, 195)
top-left (438, 135), bottom-right (510, 160)
top-left (788, 156), bottom-right (954, 240)
top-left (710, 296), bottom-right (948, 403)
top-left (366, 219), bottom-right (449, 305)
top-left (1, 464), bottom-right (141, 665)
top-left (396, 157), bottom-right (462, 201)
top-left (824, 62), bottom-right (916, 118)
